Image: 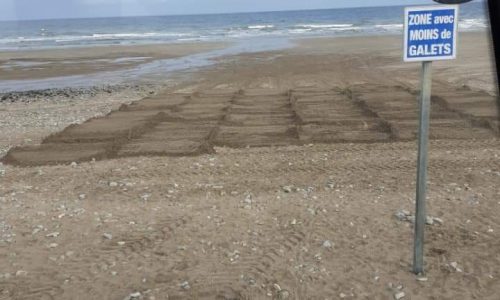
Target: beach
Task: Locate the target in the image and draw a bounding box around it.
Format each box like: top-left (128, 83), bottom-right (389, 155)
top-left (0, 29), bottom-right (499, 300)
top-left (0, 42), bottom-right (227, 81)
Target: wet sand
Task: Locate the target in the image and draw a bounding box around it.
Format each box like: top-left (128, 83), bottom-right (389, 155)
top-left (0, 42), bottom-right (227, 80)
top-left (0, 32), bottom-right (499, 299)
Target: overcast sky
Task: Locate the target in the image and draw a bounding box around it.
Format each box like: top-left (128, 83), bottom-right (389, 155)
top-left (0, 0), bottom-right (446, 21)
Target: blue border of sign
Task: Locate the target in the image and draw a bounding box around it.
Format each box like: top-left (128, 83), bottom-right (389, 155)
top-left (404, 5), bottom-right (459, 62)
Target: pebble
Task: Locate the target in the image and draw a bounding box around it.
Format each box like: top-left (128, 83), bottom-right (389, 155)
top-left (394, 291), bottom-right (405, 300)
top-left (244, 194), bottom-right (252, 204)
top-left (124, 292), bottom-right (141, 300)
top-left (282, 186), bottom-right (293, 193)
top-left (394, 210), bottom-right (409, 221)
top-left (109, 182), bottom-right (118, 187)
top-left (46, 232), bottom-right (60, 238)
top-left (416, 276), bottom-right (428, 282)
top-left (322, 240), bottom-right (333, 248)
top-left (117, 241), bottom-right (126, 246)
top-left (433, 217), bottom-right (444, 225)
top-left (48, 243), bottom-right (58, 248)
top-left (15, 270), bottom-right (28, 277)
top-left (70, 162), bottom-right (78, 167)
top-left (180, 281), bottom-right (191, 290)
top-left (32, 225), bottom-right (44, 235)
top-left (395, 210), bottom-right (442, 226)
top-left (307, 207), bottom-right (317, 215)
top-left (78, 194), bottom-right (86, 200)
top-left (103, 233), bottom-right (113, 240)
top-left (277, 289), bottom-right (290, 299)
top-left (450, 261), bottom-right (463, 272)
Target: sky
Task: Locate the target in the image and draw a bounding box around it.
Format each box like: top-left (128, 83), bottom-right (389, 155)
top-left (0, 0), bottom-right (449, 21)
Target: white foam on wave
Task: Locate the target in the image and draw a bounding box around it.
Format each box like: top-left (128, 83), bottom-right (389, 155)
top-left (247, 25), bottom-right (275, 30)
top-left (226, 30), bottom-right (276, 39)
top-left (89, 32), bottom-right (192, 40)
top-left (4, 36), bottom-right (55, 43)
top-left (375, 24), bottom-right (404, 30)
top-left (54, 32), bottom-right (193, 43)
top-left (459, 18), bottom-right (488, 30)
top-left (295, 24), bottom-right (354, 29)
top-left (0, 17), bottom-right (486, 50)
top-left (328, 26), bottom-right (361, 32)
top-left (177, 37), bottom-right (211, 42)
top-left (288, 29), bottom-right (313, 34)
top-left (0, 32), bottom-right (195, 45)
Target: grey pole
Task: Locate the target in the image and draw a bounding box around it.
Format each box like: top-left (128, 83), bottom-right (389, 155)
top-left (413, 61), bottom-right (432, 275)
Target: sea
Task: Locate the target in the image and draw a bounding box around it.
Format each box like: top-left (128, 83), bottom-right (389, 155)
top-left (0, 2), bottom-right (488, 51)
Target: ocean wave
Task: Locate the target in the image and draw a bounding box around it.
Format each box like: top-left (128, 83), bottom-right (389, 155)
top-left (295, 24), bottom-right (354, 29)
top-left (7, 36), bottom-right (57, 42)
top-left (90, 32), bottom-right (192, 39)
top-left (288, 29), bottom-right (313, 34)
top-left (0, 4), bottom-right (488, 51)
top-left (459, 18), bottom-right (488, 30)
top-left (0, 24), bottom-right (365, 47)
top-left (247, 25), bottom-right (275, 30)
top-left (176, 37), bottom-right (211, 42)
top-left (225, 30), bottom-right (276, 39)
top-left (375, 24), bottom-right (403, 30)
top-left (0, 32), bottom-right (195, 45)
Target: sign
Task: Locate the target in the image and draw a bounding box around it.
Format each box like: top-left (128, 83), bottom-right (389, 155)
top-left (404, 5), bottom-right (459, 62)
top-left (403, 4), bottom-right (461, 275)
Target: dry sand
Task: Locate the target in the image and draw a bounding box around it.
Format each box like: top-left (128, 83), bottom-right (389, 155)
top-left (0, 32), bottom-right (499, 299)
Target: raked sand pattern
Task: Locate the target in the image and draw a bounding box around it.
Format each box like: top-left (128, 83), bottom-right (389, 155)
top-left (3, 82), bottom-right (498, 166)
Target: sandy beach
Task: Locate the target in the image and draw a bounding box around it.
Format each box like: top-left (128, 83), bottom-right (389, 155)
top-left (0, 32), bottom-right (499, 299)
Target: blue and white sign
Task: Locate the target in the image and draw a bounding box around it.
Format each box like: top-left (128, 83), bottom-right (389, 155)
top-left (404, 5), bottom-right (459, 62)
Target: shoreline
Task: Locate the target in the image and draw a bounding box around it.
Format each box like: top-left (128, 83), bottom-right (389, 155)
top-left (0, 41), bottom-right (228, 81)
top-left (0, 37), bottom-right (295, 94)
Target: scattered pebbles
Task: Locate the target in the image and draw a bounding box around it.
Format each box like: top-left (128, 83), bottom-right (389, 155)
top-left (395, 210), bottom-right (443, 226)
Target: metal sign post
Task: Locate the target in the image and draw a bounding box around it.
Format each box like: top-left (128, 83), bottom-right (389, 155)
top-left (414, 61), bottom-right (432, 274)
top-left (404, 5), bottom-right (459, 274)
